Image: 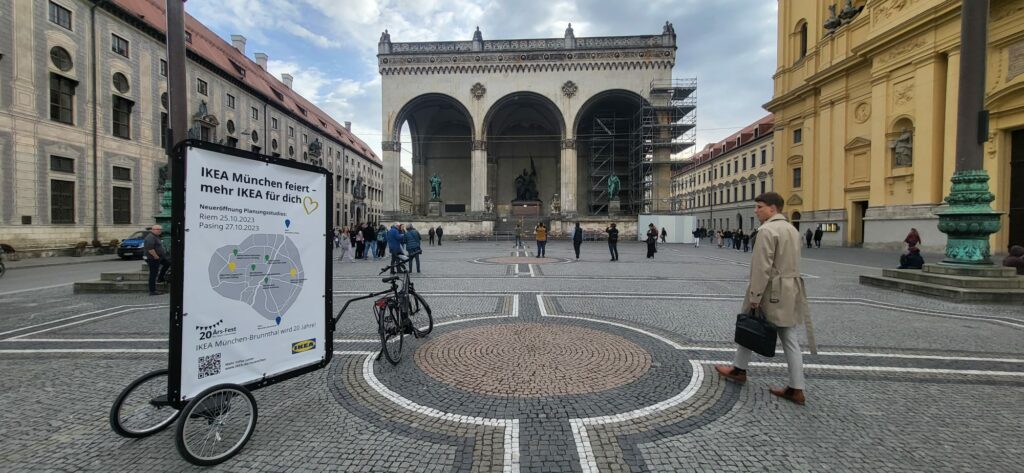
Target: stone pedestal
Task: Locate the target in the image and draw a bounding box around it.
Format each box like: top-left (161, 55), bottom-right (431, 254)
top-left (511, 201), bottom-right (542, 217)
top-left (859, 263), bottom-right (1024, 304)
top-left (427, 200), bottom-right (444, 217)
top-left (608, 199), bottom-right (621, 216)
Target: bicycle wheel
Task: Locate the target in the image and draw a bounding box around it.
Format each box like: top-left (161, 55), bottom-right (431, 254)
top-left (409, 291), bottom-right (433, 337)
top-left (175, 384), bottom-right (257, 466)
top-left (109, 369), bottom-right (180, 438)
top-left (378, 304), bottom-right (403, 365)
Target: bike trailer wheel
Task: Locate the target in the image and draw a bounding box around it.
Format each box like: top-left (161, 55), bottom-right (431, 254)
top-left (109, 369), bottom-right (180, 438)
top-left (175, 384), bottom-right (257, 466)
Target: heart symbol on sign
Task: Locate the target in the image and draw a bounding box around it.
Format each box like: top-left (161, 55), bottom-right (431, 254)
top-left (302, 196), bottom-right (319, 215)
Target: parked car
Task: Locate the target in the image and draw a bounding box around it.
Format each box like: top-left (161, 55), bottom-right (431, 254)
top-left (117, 230), bottom-right (151, 260)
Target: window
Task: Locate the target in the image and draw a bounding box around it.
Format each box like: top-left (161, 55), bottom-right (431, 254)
top-left (226, 137), bottom-right (238, 148)
top-left (160, 112), bottom-right (168, 148)
top-left (760, 181), bottom-right (766, 195)
top-left (112, 72), bottom-right (129, 93)
top-left (793, 167), bottom-right (802, 188)
top-left (226, 93), bottom-right (235, 109)
top-left (49, 73), bottom-right (75, 124)
top-left (271, 117), bottom-right (278, 129)
top-left (50, 47), bottom-right (73, 71)
top-left (742, 186), bottom-right (746, 201)
top-left (50, 156), bottom-right (74, 173)
top-left (761, 149), bottom-right (766, 165)
top-left (111, 34), bottom-right (129, 58)
top-left (251, 107), bottom-right (259, 120)
top-left (112, 186), bottom-right (131, 224)
top-left (250, 131), bottom-right (258, 143)
top-left (112, 96), bottom-right (133, 139)
top-left (226, 120), bottom-right (235, 134)
top-left (197, 78), bottom-right (207, 96)
top-left (272, 139), bottom-right (278, 150)
top-left (185, 31), bottom-right (192, 43)
top-left (288, 126), bottom-right (294, 137)
top-left (742, 155), bottom-right (747, 171)
top-left (51, 180), bottom-right (75, 224)
top-left (49, 2), bottom-right (72, 30)
top-left (113, 166), bottom-right (131, 181)
top-left (793, 128), bottom-right (802, 144)
top-left (302, 133), bottom-right (307, 144)
top-left (160, 59), bottom-right (167, 77)
top-left (798, 22), bottom-right (808, 60)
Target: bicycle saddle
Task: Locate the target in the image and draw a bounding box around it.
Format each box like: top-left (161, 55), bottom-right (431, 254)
top-left (381, 275), bottom-right (400, 283)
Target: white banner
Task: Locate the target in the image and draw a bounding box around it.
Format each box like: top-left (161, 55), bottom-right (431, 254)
top-left (180, 147), bottom-right (327, 400)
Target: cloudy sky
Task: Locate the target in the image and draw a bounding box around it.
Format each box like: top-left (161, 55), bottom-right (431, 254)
top-left (189, 0), bottom-right (778, 169)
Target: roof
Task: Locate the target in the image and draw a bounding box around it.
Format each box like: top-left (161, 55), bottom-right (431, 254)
top-left (673, 114), bottom-right (773, 176)
top-left (110, 0), bottom-right (380, 165)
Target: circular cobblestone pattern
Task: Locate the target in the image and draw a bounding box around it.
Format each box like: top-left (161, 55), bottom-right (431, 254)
top-left (481, 256), bottom-right (563, 264)
top-left (415, 323), bottom-right (652, 397)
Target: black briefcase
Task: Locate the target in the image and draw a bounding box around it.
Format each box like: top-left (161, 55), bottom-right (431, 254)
top-left (734, 308), bottom-right (777, 357)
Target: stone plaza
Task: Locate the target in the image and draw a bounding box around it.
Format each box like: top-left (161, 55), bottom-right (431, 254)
top-left (0, 240), bottom-right (1022, 472)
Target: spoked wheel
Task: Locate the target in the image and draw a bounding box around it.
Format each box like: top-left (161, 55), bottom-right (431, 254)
top-left (175, 384), bottom-right (257, 466)
top-left (110, 369), bottom-right (180, 438)
top-left (377, 303), bottom-right (404, 365)
top-left (409, 291), bottom-right (433, 338)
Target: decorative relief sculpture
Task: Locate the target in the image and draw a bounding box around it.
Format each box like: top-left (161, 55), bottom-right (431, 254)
top-left (889, 128), bottom-right (913, 167)
top-left (824, 4), bottom-right (841, 31)
top-left (471, 82), bottom-right (486, 100)
top-left (550, 194), bottom-right (561, 214)
top-left (308, 138), bottom-right (322, 157)
top-left (894, 83), bottom-right (914, 106)
top-left (854, 103), bottom-right (871, 123)
top-left (484, 195), bottom-right (493, 213)
top-left (561, 80), bottom-right (578, 98)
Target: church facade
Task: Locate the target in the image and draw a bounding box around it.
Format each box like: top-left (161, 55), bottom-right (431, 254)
top-left (377, 24), bottom-right (695, 229)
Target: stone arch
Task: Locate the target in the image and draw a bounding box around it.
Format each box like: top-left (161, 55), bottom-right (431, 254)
top-left (482, 91), bottom-right (566, 139)
top-left (572, 89), bottom-right (649, 214)
top-left (391, 92), bottom-right (475, 143)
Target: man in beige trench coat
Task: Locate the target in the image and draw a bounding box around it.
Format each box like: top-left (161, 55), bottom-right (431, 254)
top-left (716, 192), bottom-right (812, 405)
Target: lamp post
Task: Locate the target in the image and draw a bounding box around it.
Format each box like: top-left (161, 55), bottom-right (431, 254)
top-left (936, 0), bottom-right (1001, 265)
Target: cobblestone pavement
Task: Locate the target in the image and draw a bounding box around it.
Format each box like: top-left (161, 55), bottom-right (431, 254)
top-left (0, 241), bottom-right (1022, 472)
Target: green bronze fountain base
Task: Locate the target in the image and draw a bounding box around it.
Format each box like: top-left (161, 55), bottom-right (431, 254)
top-left (935, 170), bottom-right (1002, 266)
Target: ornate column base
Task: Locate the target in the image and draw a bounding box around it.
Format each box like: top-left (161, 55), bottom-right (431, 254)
top-left (935, 170), bottom-right (1003, 266)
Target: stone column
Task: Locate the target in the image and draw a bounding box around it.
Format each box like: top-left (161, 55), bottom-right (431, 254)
top-left (560, 138), bottom-right (577, 216)
top-left (382, 141), bottom-right (401, 215)
top-left (471, 140), bottom-right (487, 212)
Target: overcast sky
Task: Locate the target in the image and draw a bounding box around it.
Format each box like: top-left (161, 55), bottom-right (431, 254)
top-left (190, 0), bottom-right (778, 170)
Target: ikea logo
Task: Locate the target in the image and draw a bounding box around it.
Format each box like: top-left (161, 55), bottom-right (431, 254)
top-left (291, 338), bottom-right (316, 354)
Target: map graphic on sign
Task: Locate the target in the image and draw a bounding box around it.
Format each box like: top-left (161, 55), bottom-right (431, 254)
top-left (208, 234), bottom-right (305, 323)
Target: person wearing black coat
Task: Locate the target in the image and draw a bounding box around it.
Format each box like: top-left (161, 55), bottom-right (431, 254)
top-left (646, 223), bottom-right (658, 258)
top-left (435, 226), bottom-right (444, 246)
top-left (605, 223), bottom-right (619, 261)
top-left (898, 247), bottom-right (924, 269)
top-left (813, 226), bottom-right (824, 248)
top-left (571, 222), bottom-right (584, 259)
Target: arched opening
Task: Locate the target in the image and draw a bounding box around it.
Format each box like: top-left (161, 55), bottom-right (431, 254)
top-left (392, 94), bottom-right (473, 215)
top-left (889, 116), bottom-right (914, 168)
top-left (574, 90), bottom-right (646, 214)
top-left (791, 211), bottom-right (802, 230)
top-left (483, 92), bottom-right (565, 215)
top-left (796, 20), bottom-right (808, 61)
top-left (736, 212), bottom-right (743, 230)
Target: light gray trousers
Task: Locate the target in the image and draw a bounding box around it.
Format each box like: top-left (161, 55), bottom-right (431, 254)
top-left (733, 326), bottom-right (805, 390)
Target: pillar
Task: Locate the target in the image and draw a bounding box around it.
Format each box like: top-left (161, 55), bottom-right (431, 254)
top-left (560, 138), bottom-right (577, 215)
top-left (382, 141), bottom-right (401, 215)
top-left (471, 140), bottom-right (487, 212)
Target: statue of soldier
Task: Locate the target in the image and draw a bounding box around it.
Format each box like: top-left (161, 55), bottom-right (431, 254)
top-left (607, 174), bottom-right (621, 199)
top-left (890, 128), bottom-right (913, 167)
top-left (429, 173), bottom-right (442, 201)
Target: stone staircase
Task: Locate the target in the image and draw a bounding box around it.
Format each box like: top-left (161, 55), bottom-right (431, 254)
top-left (74, 264), bottom-right (168, 294)
top-left (860, 264), bottom-right (1024, 303)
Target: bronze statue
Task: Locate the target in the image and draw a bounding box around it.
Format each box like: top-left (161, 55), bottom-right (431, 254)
top-left (429, 173), bottom-right (442, 201)
top-left (607, 174), bottom-right (621, 199)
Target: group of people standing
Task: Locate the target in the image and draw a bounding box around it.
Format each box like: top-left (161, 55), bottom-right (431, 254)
top-left (714, 229), bottom-right (753, 252)
top-left (803, 227), bottom-right (825, 249)
top-left (333, 223), bottom-right (444, 273)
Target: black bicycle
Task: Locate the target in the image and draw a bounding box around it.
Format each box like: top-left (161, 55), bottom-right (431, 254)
top-left (334, 250), bottom-right (432, 365)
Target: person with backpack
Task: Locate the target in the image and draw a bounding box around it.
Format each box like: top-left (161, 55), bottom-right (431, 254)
top-left (405, 224), bottom-right (422, 273)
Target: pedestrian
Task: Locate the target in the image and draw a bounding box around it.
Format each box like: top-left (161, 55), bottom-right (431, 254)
top-left (338, 228), bottom-right (355, 262)
top-left (535, 222), bottom-right (548, 257)
top-left (361, 222), bottom-right (375, 259)
top-left (734, 230), bottom-right (744, 251)
top-left (355, 228), bottom-right (365, 259)
top-left (605, 223), bottom-right (619, 261)
top-left (1002, 245), bottom-right (1024, 275)
top-left (405, 224), bottom-right (422, 273)
top-left (716, 192), bottom-right (813, 406)
top-left (742, 232), bottom-right (750, 252)
top-left (514, 223), bottom-right (523, 249)
top-left (376, 224), bottom-right (388, 259)
top-left (572, 222), bottom-right (583, 259)
top-left (660, 227), bottom-right (667, 243)
top-left (898, 246), bottom-right (924, 269)
top-left (435, 226), bottom-right (444, 246)
top-left (646, 223), bottom-right (658, 258)
top-left (813, 225), bottom-right (824, 248)
top-left (692, 228), bottom-right (700, 248)
top-left (904, 228), bottom-right (921, 250)
top-left (386, 223), bottom-right (405, 274)
top-left (716, 230), bottom-right (724, 248)
top-left (428, 226), bottom-right (435, 246)
top-left (333, 228), bottom-right (341, 248)
top-left (804, 228), bottom-right (813, 249)
top-left (724, 230), bottom-right (733, 249)
top-left (143, 224), bottom-right (170, 296)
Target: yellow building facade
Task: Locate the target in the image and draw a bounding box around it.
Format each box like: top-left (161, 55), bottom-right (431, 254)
top-left (765, 0), bottom-right (1024, 252)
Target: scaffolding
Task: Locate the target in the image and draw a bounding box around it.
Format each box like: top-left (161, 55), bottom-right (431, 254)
top-left (631, 79), bottom-right (697, 213)
top-left (588, 114), bottom-right (634, 215)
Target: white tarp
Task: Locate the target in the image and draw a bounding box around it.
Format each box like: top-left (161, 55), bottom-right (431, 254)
top-left (636, 214), bottom-right (696, 244)
top-left (179, 147), bottom-right (327, 400)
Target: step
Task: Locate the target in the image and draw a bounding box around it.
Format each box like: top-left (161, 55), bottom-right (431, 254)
top-left (923, 264), bottom-right (1018, 278)
top-left (882, 269), bottom-right (1024, 289)
top-left (100, 271), bottom-right (150, 281)
top-left (859, 274), bottom-right (1024, 304)
top-left (73, 280), bottom-right (168, 294)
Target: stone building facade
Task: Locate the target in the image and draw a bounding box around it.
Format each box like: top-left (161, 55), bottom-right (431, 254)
top-left (0, 0), bottom-right (382, 249)
top-left (672, 115), bottom-right (776, 233)
top-left (377, 23), bottom-right (692, 224)
top-left (399, 167), bottom-right (413, 214)
top-left (765, 0), bottom-right (1024, 251)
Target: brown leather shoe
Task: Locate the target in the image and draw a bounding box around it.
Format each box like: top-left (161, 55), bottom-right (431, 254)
top-left (714, 365), bottom-right (747, 384)
top-left (769, 386), bottom-right (806, 405)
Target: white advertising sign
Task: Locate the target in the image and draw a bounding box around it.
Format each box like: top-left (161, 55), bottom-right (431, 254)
top-left (180, 147), bottom-right (327, 400)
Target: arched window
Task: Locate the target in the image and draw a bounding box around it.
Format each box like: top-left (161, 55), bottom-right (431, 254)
top-left (794, 20), bottom-right (808, 63)
top-left (799, 22), bottom-right (808, 58)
